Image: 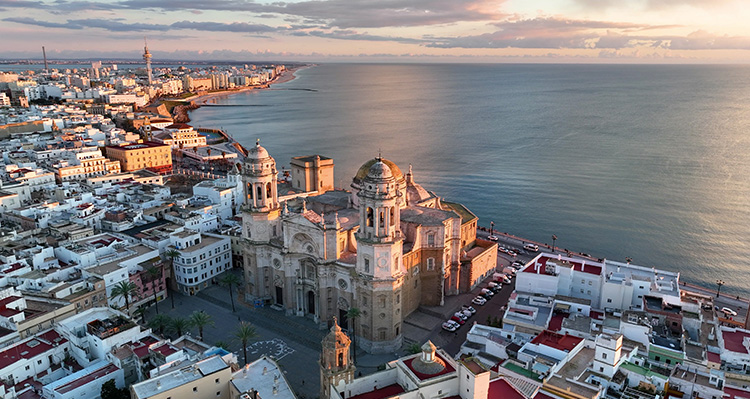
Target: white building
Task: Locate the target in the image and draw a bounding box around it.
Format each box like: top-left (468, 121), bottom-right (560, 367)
top-left (130, 355), bottom-right (232, 399)
top-left (230, 356), bottom-right (297, 399)
top-left (169, 231), bottom-right (232, 295)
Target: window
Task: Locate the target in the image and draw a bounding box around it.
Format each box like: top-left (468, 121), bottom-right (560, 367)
top-left (607, 298), bottom-right (612, 303)
top-left (580, 289), bottom-right (584, 293)
top-left (217, 392), bottom-right (221, 396)
top-left (666, 359), bottom-right (672, 364)
top-left (588, 280), bottom-right (592, 285)
top-left (364, 258), bottom-right (370, 273)
top-left (600, 367), bottom-right (604, 372)
top-left (654, 356), bottom-right (661, 362)
top-left (215, 378), bottom-right (220, 384)
top-left (581, 279), bottom-right (585, 284)
top-left (427, 258), bottom-right (435, 271)
top-left (427, 234), bottom-right (435, 246)
top-left (602, 353), bottom-right (607, 359)
top-left (193, 387), bottom-right (198, 392)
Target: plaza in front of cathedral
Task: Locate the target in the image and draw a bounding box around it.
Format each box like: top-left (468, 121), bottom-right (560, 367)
top-left (238, 141), bottom-right (499, 354)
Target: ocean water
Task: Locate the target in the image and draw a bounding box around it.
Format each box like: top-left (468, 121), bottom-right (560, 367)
top-left (190, 63), bottom-right (750, 296)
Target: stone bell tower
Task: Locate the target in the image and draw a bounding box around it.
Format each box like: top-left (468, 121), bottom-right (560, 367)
top-left (320, 318), bottom-right (355, 399)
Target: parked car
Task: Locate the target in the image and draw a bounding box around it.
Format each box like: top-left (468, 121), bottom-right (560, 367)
top-left (487, 281), bottom-right (500, 291)
top-left (454, 312), bottom-right (469, 321)
top-left (506, 250), bottom-right (518, 257)
top-left (500, 275), bottom-right (512, 284)
top-left (461, 305), bottom-right (477, 314)
top-left (523, 243), bottom-right (539, 252)
top-left (481, 288), bottom-right (494, 297)
top-left (488, 235), bottom-right (498, 241)
top-left (472, 296), bottom-right (487, 306)
top-left (722, 307), bottom-right (738, 316)
top-left (442, 321), bottom-right (459, 332)
top-left (480, 292), bottom-right (493, 301)
top-left (450, 315), bottom-right (466, 325)
top-left (512, 260), bottom-right (525, 267)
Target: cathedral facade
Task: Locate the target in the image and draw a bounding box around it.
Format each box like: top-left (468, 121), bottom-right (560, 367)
top-left (240, 142), bottom-right (497, 354)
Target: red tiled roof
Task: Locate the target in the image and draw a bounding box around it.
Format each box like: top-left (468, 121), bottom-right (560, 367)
top-left (590, 311), bottom-right (604, 320)
top-left (0, 330), bottom-right (66, 370)
top-left (707, 351), bottom-right (721, 363)
top-left (403, 353), bottom-right (456, 381)
top-left (534, 392), bottom-right (558, 399)
top-left (548, 314), bottom-right (566, 332)
top-left (152, 343), bottom-right (178, 357)
top-left (55, 363), bottom-right (120, 394)
top-left (523, 256), bottom-right (602, 276)
top-left (0, 308), bottom-right (22, 318)
top-left (725, 387), bottom-right (750, 399)
top-left (722, 330), bottom-right (750, 354)
top-left (0, 296), bottom-right (22, 308)
top-left (531, 330), bottom-right (583, 352)
top-left (348, 384), bottom-right (404, 399)
top-left (165, 123), bottom-right (192, 129)
top-left (488, 378), bottom-right (528, 399)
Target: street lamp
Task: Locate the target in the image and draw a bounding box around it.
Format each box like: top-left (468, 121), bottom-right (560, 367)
top-left (716, 280), bottom-right (725, 297)
top-left (551, 235), bottom-right (557, 253)
top-left (490, 221), bottom-right (494, 237)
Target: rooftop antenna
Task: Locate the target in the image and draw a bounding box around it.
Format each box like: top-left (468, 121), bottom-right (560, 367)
top-left (42, 46), bottom-right (49, 72)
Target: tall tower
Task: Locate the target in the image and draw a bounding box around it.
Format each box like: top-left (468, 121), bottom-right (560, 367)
top-left (355, 157), bottom-right (405, 353)
top-left (42, 46), bottom-right (48, 72)
top-left (320, 318), bottom-right (355, 399)
top-left (241, 140), bottom-right (281, 241)
top-left (143, 38), bottom-right (152, 85)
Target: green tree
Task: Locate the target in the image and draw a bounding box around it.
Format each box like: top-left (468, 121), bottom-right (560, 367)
top-left (148, 314), bottom-right (171, 336)
top-left (133, 306), bottom-right (147, 324)
top-left (168, 317), bottom-right (190, 337)
top-left (164, 249), bottom-right (181, 309)
top-left (146, 265), bottom-right (163, 315)
top-left (407, 343), bottom-right (422, 355)
top-left (189, 310), bottom-right (214, 340)
top-left (234, 321), bottom-right (258, 366)
top-left (346, 307), bottom-right (361, 363)
top-left (100, 379), bottom-right (129, 399)
top-left (214, 340), bottom-right (230, 350)
top-left (110, 280), bottom-right (139, 314)
top-left (219, 272), bottom-right (242, 312)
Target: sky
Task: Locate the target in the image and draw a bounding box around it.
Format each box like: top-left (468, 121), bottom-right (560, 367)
top-left (2, 0), bottom-right (750, 63)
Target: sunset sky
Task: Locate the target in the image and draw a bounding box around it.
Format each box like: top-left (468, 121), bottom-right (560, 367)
top-left (2, 0), bottom-right (750, 62)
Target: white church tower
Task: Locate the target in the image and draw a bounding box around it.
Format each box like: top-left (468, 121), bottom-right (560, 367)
top-left (355, 158), bottom-right (405, 353)
top-left (241, 140), bottom-right (281, 242)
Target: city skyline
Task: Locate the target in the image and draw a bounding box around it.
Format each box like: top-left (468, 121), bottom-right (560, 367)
top-left (2, 0), bottom-right (750, 63)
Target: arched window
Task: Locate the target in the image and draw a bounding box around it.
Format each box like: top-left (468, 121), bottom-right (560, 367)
top-left (256, 185), bottom-right (262, 199)
top-left (379, 211), bottom-right (385, 228)
top-left (337, 352), bottom-right (344, 367)
top-left (366, 208), bottom-right (373, 227)
top-left (247, 183), bottom-right (253, 199)
top-left (266, 182), bottom-right (272, 198)
top-left (390, 207), bottom-right (395, 226)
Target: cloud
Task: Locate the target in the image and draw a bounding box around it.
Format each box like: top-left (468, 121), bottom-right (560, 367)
top-left (3, 16), bottom-right (277, 34)
top-left (296, 29), bottom-right (427, 44)
top-left (170, 21), bottom-right (276, 33)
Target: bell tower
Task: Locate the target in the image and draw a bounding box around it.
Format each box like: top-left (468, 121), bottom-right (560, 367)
top-left (241, 140), bottom-right (281, 242)
top-left (320, 318), bottom-right (355, 399)
top-left (355, 157), bottom-right (405, 354)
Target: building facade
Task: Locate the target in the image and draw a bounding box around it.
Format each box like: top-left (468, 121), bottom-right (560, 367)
top-left (105, 141), bottom-right (172, 175)
top-left (240, 143), bottom-right (497, 353)
top-left (169, 231), bottom-right (232, 295)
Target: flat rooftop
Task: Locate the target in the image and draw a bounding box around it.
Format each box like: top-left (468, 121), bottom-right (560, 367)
top-left (531, 330), bottom-right (583, 352)
top-left (131, 355), bottom-right (228, 398)
top-left (524, 255), bottom-right (602, 276)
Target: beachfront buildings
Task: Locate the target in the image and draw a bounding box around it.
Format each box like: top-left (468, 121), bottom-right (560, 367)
top-left (168, 230), bottom-right (232, 295)
top-left (240, 142), bottom-right (497, 353)
top-left (152, 123), bottom-right (207, 149)
top-left (105, 141), bottom-right (172, 175)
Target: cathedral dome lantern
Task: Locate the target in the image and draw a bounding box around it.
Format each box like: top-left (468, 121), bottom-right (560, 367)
top-left (242, 139), bottom-right (279, 211)
top-left (356, 157), bottom-right (402, 242)
top-left (350, 157), bottom-right (406, 208)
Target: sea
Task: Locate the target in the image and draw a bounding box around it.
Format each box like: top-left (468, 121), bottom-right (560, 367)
top-left (126, 63), bottom-right (750, 295)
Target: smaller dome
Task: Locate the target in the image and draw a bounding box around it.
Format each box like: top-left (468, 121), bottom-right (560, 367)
top-left (246, 139), bottom-right (270, 161)
top-left (322, 317), bottom-right (351, 347)
top-left (367, 159), bottom-right (393, 180)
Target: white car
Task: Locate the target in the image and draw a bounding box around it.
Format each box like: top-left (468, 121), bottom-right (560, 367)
top-left (442, 321), bottom-right (459, 332)
top-left (461, 305), bottom-right (477, 314)
top-left (488, 235), bottom-right (498, 241)
top-left (722, 307), bottom-right (738, 317)
top-left (472, 296), bottom-right (487, 306)
top-left (481, 288), bottom-right (494, 297)
top-left (454, 312), bottom-right (469, 321)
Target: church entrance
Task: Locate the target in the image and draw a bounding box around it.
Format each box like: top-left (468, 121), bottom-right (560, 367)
top-left (307, 291), bottom-right (316, 316)
top-left (338, 309), bottom-right (349, 330)
top-left (275, 286), bottom-right (283, 306)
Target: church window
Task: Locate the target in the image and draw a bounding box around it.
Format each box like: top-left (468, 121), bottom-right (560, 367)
top-left (427, 258), bottom-right (435, 271)
top-left (379, 211), bottom-right (385, 228)
top-left (338, 352), bottom-right (343, 367)
top-left (390, 207), bottom-right (395, 226)
top-left (379, 329), bottom-right (387, 340)
top-left (427, 234), bottom-right (435, 247)
top-left (266, 182), bottom-right (272, 198)
top-left (364, 258), bottom-right (370, 273)
top-left (378, 296), bottom-right (386, 308)
top-left (366, 208), bottom-right (373, 227)
top-left (256, 185), bottom-right (262, 199)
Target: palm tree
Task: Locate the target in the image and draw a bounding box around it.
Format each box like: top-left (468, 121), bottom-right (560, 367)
top-left (189, 311), bottom-right (214, 340)
top-left (168, 317), bottom-right (190, 337)
top-left (133, 307), bottom-right (147, 324)
top-left (214, 340), bottom-right (230, 351)
top-left (407, 343), bottom-right (422, 355)
top-left (234, 322), bottom-right (258, 365)
top-left (111, 280), bottom-right (139, 314)
top-left (346, 307), bottom-right (361, 363)
top-left (146, 266), bottom-right (162, 315)
top-left (148, 314), bottom-right (171, 336)
top-left (164, 249), bottom-right (181, 309)
top-left (219, 272), bottom-right (242, 312)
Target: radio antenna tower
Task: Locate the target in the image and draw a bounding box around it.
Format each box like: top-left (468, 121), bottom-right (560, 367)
top-left (42, 46), bottom-right (49, 72)
top-left (143, 37), bottom-right (153, 85)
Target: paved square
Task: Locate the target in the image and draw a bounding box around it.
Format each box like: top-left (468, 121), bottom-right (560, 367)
top-left (248, 338), bottom-right (295, 360)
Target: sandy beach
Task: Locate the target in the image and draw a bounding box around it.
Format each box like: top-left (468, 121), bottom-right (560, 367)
top-left (170, 65), bottom-right (311, 122)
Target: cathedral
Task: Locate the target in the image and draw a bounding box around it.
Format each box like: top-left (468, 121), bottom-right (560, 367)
top-left (240, 142), bottom-right (497, 353)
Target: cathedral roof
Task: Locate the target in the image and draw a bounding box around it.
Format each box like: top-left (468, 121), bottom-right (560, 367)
top-left (246, 140), bottom-right (271, 161)
top-left (353, 158), bottom-right (404, 184)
